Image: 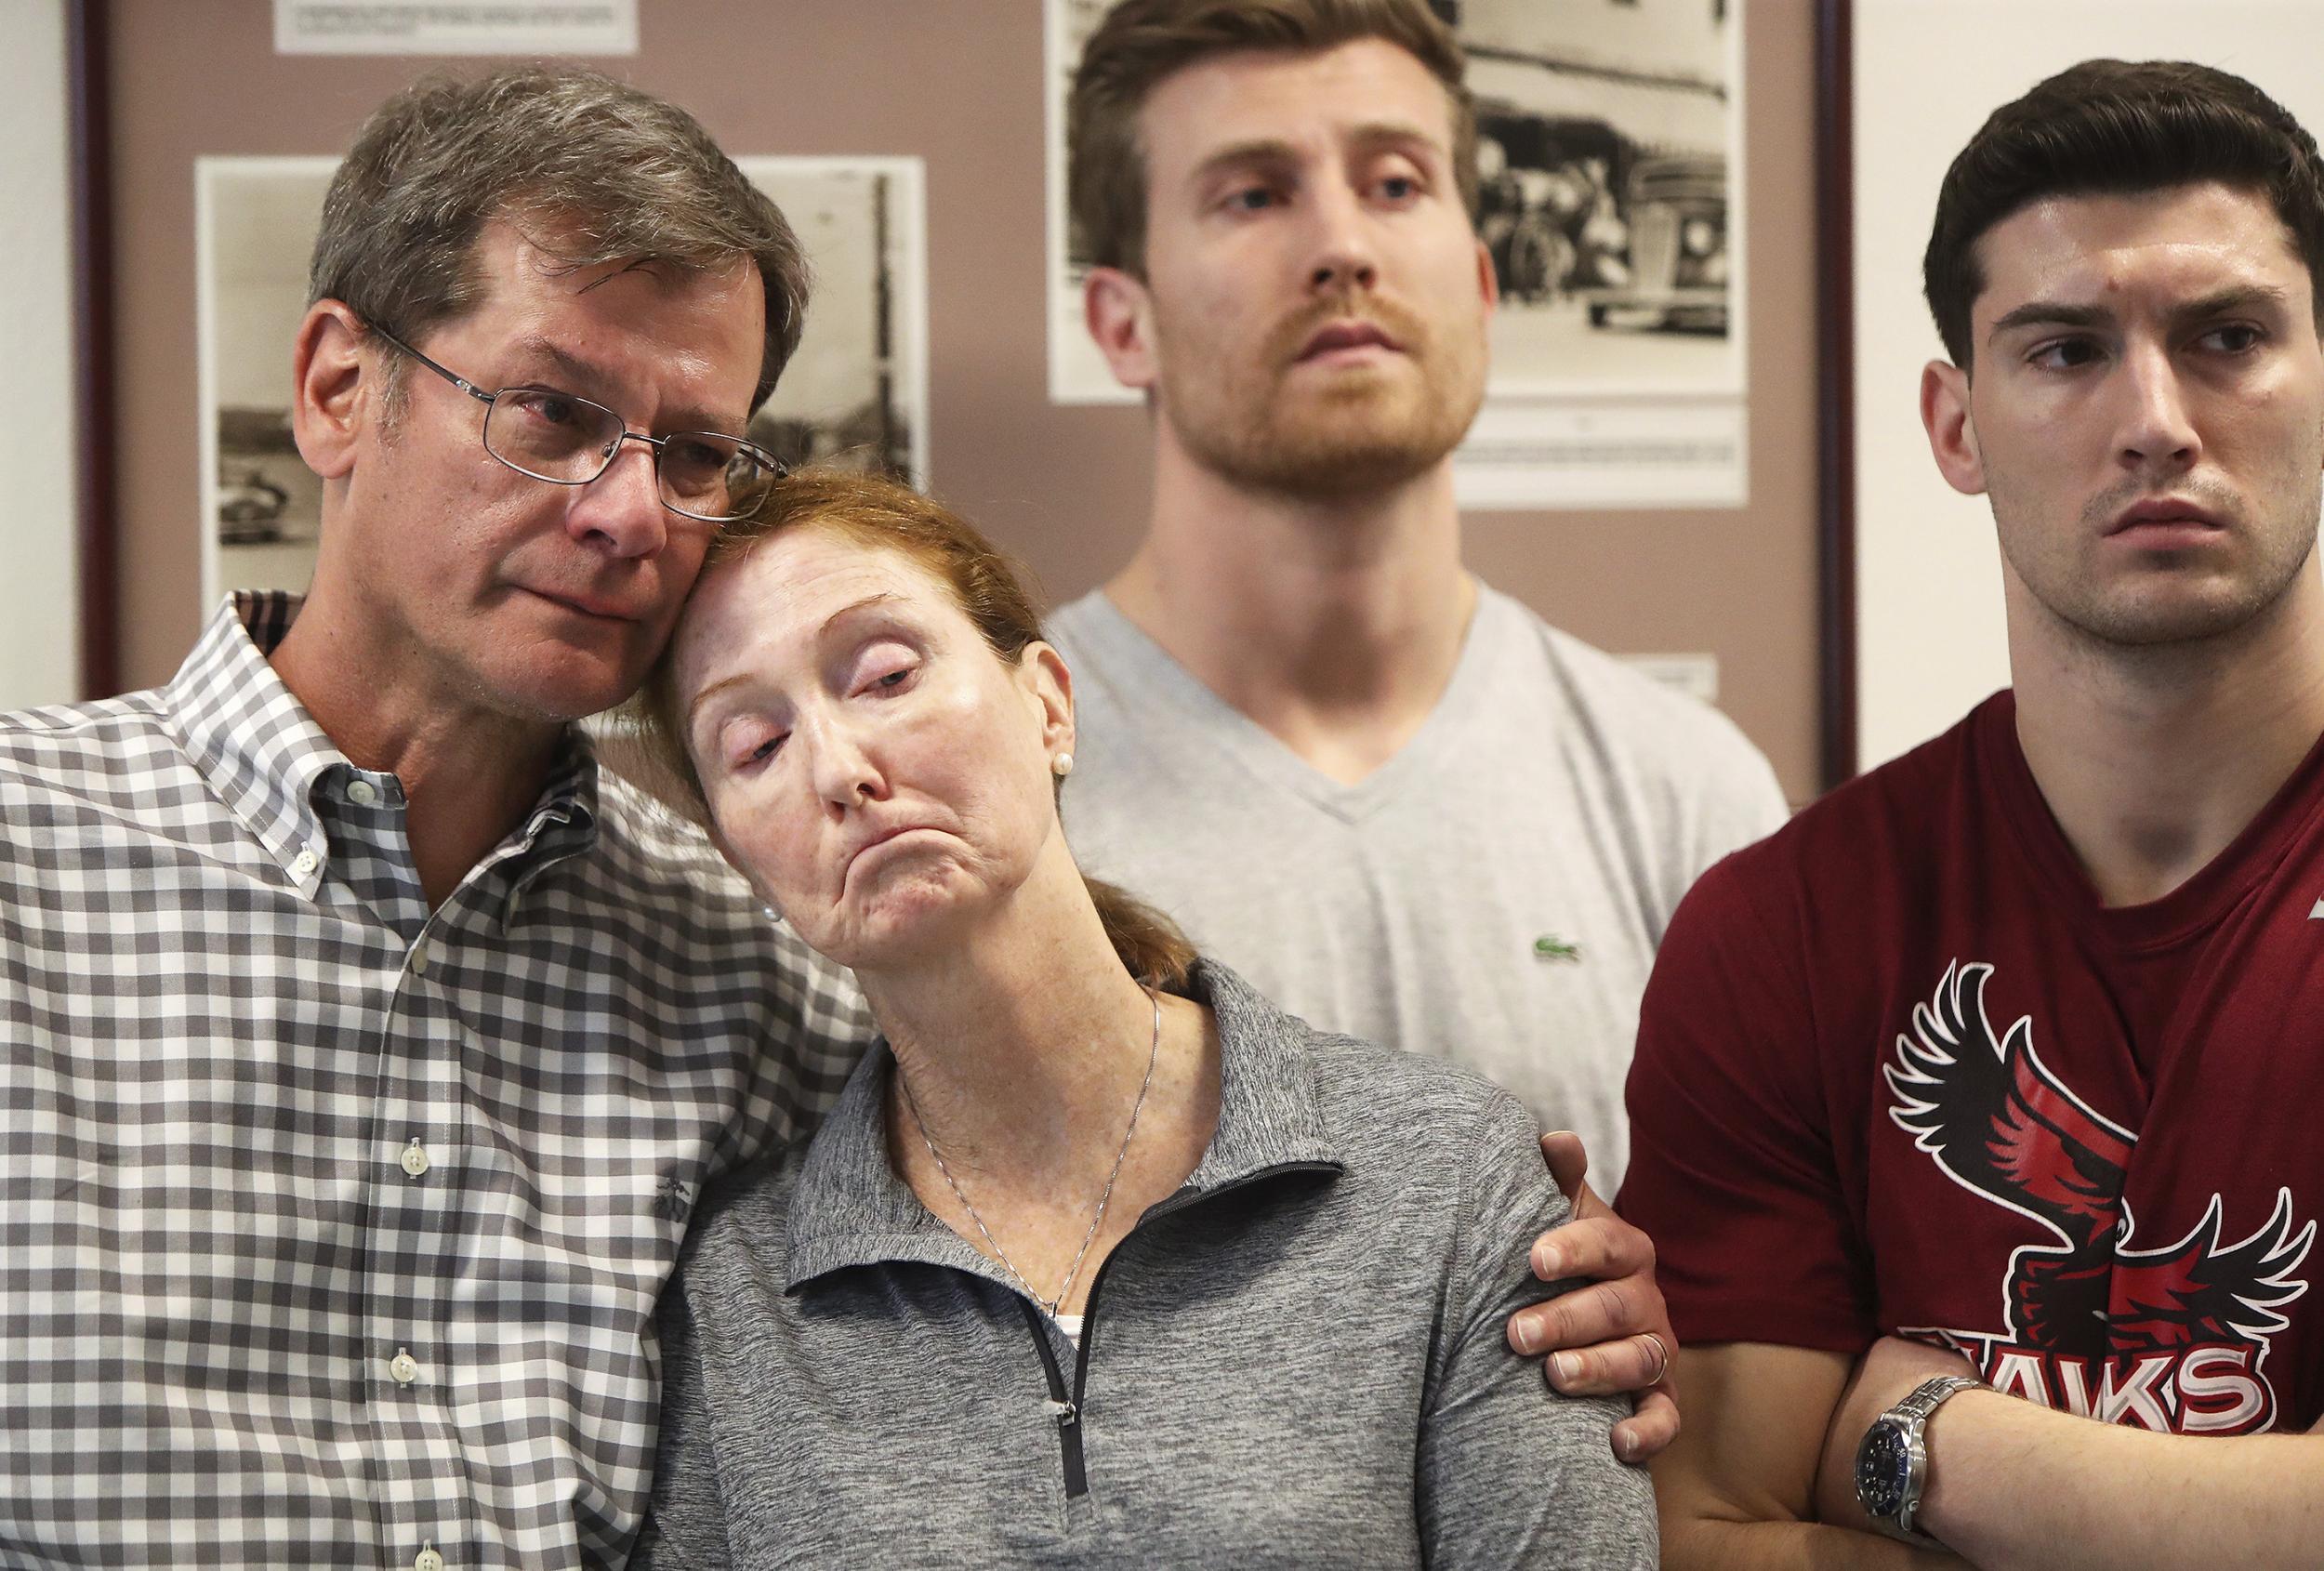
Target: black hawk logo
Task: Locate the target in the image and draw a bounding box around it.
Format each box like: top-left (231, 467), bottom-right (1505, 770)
top-left (1886, 961), bottom-right (2311, 1366)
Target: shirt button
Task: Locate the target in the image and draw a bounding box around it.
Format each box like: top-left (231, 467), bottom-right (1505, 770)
top-left (415, 1546), bottom-right (444, 1571)
top-left (290, 850), bottom-right (320, 878)
top-left (410, 938), bottom-right (429, 976)
top-left (347, 779), bottom-right (379, 807)
top-left (390, 1348), bottom-right (420, 1385)
top-left (401, 1139), bottom-right (430, 1178)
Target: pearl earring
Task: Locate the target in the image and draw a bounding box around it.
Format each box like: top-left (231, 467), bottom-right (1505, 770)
top-left (1051, 752), bottom-right (1075, 778)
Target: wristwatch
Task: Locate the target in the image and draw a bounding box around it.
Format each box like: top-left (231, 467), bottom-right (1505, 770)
top-left (1853, 1374), bottom-right (1982, 1546)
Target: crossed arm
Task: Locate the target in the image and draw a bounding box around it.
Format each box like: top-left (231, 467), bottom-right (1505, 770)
top-left (1655, 1337), bottom-right (2324, 1571)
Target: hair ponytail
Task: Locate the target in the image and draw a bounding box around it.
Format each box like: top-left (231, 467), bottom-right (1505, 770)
top-left (1084, 876), bottom-right (1197, 992)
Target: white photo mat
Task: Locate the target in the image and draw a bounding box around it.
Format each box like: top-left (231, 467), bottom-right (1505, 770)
top-left (195, 153), bottom-right (931, 612)
top-left (1040, 0), bottom-right (1749, 508)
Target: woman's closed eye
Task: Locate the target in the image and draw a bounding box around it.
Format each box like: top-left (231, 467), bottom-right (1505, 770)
top-left (850, 644), bottom-right (922, 698)
top-left (720, 721), bottom-right (788, 772)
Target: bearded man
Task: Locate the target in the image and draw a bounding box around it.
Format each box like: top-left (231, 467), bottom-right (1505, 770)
top-left (1046, 0), bottom-right (1790, 1461)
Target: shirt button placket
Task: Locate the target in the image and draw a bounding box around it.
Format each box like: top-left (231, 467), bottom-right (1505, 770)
top-left (374, 889), bottom-right (463, 1571)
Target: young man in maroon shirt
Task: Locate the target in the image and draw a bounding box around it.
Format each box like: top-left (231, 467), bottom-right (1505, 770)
top-left (1620, 59), bottom-right (2324, 1567)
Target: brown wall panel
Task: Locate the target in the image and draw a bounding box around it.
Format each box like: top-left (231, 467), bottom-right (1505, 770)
top-left (105, 0), bottom-right (1820, 800)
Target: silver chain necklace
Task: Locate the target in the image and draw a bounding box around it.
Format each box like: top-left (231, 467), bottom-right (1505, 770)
top-left (897, 986), bottom-right (1163, 1319)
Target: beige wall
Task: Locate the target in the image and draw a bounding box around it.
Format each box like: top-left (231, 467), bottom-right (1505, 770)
top-left (0, 0), bottom-right (78, 710)
top-left (1852, 0), bottom-right (2324, 769)
top-left (99, 0), bottom-right (1823, 799)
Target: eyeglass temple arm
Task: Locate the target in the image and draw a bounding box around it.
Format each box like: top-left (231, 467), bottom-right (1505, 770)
top-left (366, 323), bottom-right (495, 406)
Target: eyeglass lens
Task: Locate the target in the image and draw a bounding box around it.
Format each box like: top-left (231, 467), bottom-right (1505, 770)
top-left (482, 389), bottom-right (775, 521)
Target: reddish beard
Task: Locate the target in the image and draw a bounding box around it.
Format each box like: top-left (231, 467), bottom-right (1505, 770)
top-left (1158, 286), bottom-right (1485, 501)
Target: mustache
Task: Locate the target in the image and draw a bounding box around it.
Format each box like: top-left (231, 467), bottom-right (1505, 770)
top-left (1265, 290), bottom-right (1429, 366)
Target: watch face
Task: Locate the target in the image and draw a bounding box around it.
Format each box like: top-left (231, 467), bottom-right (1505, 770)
top-left (1855, 1424), bottom-right (1912, 1517)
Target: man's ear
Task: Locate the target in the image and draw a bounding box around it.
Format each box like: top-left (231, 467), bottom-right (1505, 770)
top-left (1473, 234), bottom-right (1499, 314)
top-left (1921, 359), bottom-right (1988, 496)
top-left (1021, 640), bottom-right (1076, 760)
top-left (1084, 265), bottom-right (1159, 392)
top-left (291, 299), bottom-right (375, 481)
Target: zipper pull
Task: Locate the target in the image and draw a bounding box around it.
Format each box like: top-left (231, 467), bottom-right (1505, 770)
top-left (1045, 1397), bottom-right (1077, 1428)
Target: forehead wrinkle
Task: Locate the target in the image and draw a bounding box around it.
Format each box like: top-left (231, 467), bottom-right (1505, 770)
top-left (1184, 116), bottom-right (1446, 181)
top-left (1153, 37), bottom-right (1455, 171)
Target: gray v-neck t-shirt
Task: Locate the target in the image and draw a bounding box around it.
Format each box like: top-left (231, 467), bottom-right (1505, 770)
top-left (1048, 586), bottom-right (1789, 1193)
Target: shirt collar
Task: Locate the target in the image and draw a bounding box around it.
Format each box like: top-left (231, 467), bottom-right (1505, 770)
top-left (165, 593), bottom-right (354, 891)
top-left (165, 592), bottom-right (601, 897)
top-left (784, 957), bottom-right (1343, 1293)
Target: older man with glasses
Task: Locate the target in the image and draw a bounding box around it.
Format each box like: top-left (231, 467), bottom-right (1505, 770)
top-left (0, 66), bottom-right (870, 1571)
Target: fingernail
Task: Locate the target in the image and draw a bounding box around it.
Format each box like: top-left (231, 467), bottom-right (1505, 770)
top-left (1511, 1318), bottom-right (1539, 1354)
top-left (1533, 1243), bottom-right (1563, 1277)
top-left (1552, 1353), bottom-right (1581, 1386)
top-left (1618, 1430), bottom-right (1640, 1463)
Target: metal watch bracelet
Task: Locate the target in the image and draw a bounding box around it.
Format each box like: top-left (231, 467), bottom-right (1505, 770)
top-left (1895, 1372), bottom-right (1982, 1427)
top-left (1862, 1373), bottom-right (1984, 1546)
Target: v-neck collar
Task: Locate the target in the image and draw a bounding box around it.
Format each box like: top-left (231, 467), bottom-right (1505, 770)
top-left (1980, 691), bottom-right (2324, 954)
top-left (1063, 587), bottom-right (1502, 825)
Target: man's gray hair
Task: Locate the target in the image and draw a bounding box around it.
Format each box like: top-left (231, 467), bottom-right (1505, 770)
top-left (310, 65), bottom-right (808, 412)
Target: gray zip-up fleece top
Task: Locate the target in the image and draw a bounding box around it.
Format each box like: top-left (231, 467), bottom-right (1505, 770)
top-left (633, 960), bottom-right (1658, 1569)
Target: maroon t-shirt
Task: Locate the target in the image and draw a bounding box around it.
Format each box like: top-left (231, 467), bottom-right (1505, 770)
top-left (1620, 693), bottom-right (2324, 1433)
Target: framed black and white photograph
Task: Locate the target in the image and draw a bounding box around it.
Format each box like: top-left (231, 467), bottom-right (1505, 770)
top-left (196, 157), bottom-right (336, 609)
top-left (1459, 0), bottom-right (1742, 400)
top-left (1044, 0), bottom-right (1125, 408)
top-left (195, 152), bottom-right (929, 610)
top-left (734, 156), bottom-right (929, 486)
top-left (1042, 0), bottom-right (1749, 508)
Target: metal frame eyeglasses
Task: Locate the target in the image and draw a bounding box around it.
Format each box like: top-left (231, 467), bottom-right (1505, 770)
top-left (367, 323), bottom-right (785, 523)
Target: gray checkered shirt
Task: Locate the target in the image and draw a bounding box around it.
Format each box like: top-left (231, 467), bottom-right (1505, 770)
top-left (0, 593), bottom-right (873, 1569)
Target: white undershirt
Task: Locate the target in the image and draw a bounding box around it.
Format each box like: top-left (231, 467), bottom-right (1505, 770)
top-left (1052, 1313), bottom-right (1083, 1346)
